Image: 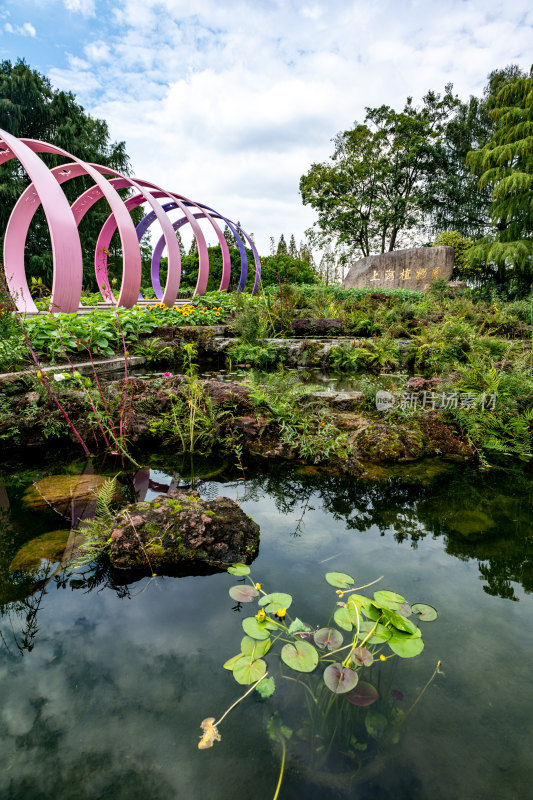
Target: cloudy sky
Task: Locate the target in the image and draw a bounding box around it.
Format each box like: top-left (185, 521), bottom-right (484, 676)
top-left (0, 0), bottom-right (531, 253)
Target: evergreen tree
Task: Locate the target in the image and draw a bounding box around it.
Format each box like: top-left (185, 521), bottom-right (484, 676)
top-left (188, 236), bottom-right (198, 256)
top-left (0, 59), bottom-right (133, 290)
top-left (223, 224), bottom-right (234, 248)
top-left (288, 234), bottom-right (298, 257)
top-left (176, 229), bottom-right (186, 258)
top-left (466, 67), bottom-right (533, 284)
top-left (277, 233), bottom-right (288, 255)
top-left (269, 236), bottom-right (276, 255)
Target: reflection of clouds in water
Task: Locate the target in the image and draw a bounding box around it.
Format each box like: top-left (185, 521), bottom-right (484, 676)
top-left (0, 573), bottom-right (258, 799)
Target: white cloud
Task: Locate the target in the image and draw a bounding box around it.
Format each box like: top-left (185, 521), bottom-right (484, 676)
top-left (40, 0), bottom-right (533, 252)
top-left (4, 21), bottom-right (36, 37)
top-left (63, 0), bottom-right (96, 16)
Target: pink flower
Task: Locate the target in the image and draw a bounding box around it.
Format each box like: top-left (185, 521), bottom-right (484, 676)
top-left (163, 372), bottom-right (172, 378)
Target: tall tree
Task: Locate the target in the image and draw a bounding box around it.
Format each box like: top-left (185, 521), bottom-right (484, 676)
top-left (300, 86), bottom-right (458, 259)
top-left (426, 64), bottom-right (527, 239)
top-left (465, 67), bottom-right (533, 284)
top-left (277, 233), bottom-right (288, 255)
top-left (0, 59), bottom-right (132, 289)
top-left (288, 234), bottom-right (298, 257)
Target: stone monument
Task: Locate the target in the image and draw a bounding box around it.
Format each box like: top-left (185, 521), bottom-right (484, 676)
top-left (343, 246), bottom-right (454, 291)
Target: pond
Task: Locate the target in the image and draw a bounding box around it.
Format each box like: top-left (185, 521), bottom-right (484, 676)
top-left (1, 455), bottom-right (532, 799)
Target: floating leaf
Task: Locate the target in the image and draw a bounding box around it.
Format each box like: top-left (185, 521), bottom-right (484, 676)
top-left (373, 590), bottom-right (407, 612)
top-left (281, 641), bottom-right (319, 673)
top-left (334, 606), bottom-right (353, 631)
top-left (323, 663), bottom-right (358, 694)
top-left (351, 646), bottom-right (374, 667)
top-left (325, 572), bottom-right (354, 589)
top-left (388, 634), bottom-right (424, 658)
top-left (258, 592), bottom-right (293, 613)
top-left (256, 677), bottom-right (276, 698)
top-left (381, 609), bottom-right (420, 636)
top-left (411, 603), bottom-right (438, 622)
top-left (288, 618), bottom-right (312, 635)
top-left (358, 621), bottom-right (391, 644)
top-left (242, 616), bottom-right (271, 640)
top-left (223, 653), bottom-right (243, 670)
top-left (347, 594), bottom-right (376, 619)
top-left (314, 627), bottom-right (343, 651)
top-left (198, 718), bottom-right (221, 749)
top-left (229, 585), bottom-right (259, 603)
top-left (365, 711), bottom-right (387, 738)
top-left (267, 712), bottom-right (293, 742)
top-left (398, 602), bottom-right (412, 618)
top-left (346, 681), bottom-right (379, 707)
top-left (228, 563), bottom-right (250, 576)
top-left (233, 655), bottom-right (267, 685)
top-left (241, 636), bottom-right (271, 658)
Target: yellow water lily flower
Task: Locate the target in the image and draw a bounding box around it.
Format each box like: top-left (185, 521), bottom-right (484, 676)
top-left (256, 609), bottom-right (266, 622)
top-left (255, 583), bottom-right (262, 590)
top-left (276, 608), bottom-right (287, 619)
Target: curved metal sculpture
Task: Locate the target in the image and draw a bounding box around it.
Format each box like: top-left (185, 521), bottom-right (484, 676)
top-left (0, 129), bottom-right (260, 313)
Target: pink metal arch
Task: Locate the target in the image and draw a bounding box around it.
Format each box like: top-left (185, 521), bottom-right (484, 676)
top-left (0, 130), bottom-right (256, 312)
top-left (0, 130), bottom-right (83, 313)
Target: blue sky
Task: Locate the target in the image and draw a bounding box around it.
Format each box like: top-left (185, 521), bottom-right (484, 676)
top-left (0, 0), bottom-right (531, 253)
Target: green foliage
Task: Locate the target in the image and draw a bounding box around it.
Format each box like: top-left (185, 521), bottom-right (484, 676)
top-left (466, 67), bottom-right (533, 285)
top-left (0, 59), bottom-right (134, 291)
top-left (259, 254), bottom-right (319, 287)
top-left (300, 86), bottom-right (458, 258)
top-left (70, 477), bottom-right (118, 568)
top-left (432, 231), bottom-right (475, 279)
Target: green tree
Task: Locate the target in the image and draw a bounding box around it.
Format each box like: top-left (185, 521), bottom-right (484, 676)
top-left (259, 254), bottom-right (318, 287)
top-left (432, 231), bottom-right (475, 280)
top-left (288, 234), bottom-right (298, 257)
top-left (277, 233), bottom-right (288, 255)
top-left (427, 65), bottom-right (527, 239)
top-left (465, 67), bottom-right (533, 286)
top-left (0, 59), bottom-right (133, 290)
top-left (300, 86), bottom-right (458, 259)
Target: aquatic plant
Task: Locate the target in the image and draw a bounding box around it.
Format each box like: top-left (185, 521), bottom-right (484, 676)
top-left (199, 563), bottom-right (439, 795)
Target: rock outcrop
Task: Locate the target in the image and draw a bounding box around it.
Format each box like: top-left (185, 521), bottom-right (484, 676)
top-left (108, 490), bottom-right (260, 573)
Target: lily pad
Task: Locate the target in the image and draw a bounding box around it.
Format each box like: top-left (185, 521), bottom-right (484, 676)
top-left (314, 627), bottom-right (343, 651)
top-left (288, 618), bottom-right (312, 635)
top-left (346, 681), bottom-right (379, 707)
top-left (233, 655), bottom-right (267, 685)
top-left (333, 606), bottom-right (353, 632)
top-left (351, 646), bottom-right (374, 667)
top-left (381, 609), bottom-right (420, 636)
top-left (256, 677), bottom-right (275, 698)
top-left (323, 663), bottom-right (358, 694)
top-left (325, 572), bottom-right (354, 589)
top-left (223, 653), bottom-right (243, 670)
top-left (347, 594), bottom-right (377, 620)
top-left (358, 621), bottom-right (391, 644)
top-left (388, 634), bottom-right (424, 658)
top-left (411, 603), bottom-right (438, 622)
top-left (365, 711), bottom-right (387, 738)
top-left (229, 585), bottom-right (259, 603)
top-left (258, 592), bottom-right (293, 613)
top-left (242, 616), bottom-right (271, 640)
top-left (241, 636), bottom-right (271, 658)
top-left (281, 641), bottom-right (319, 673)
top-left (228, 563), bottom-right (250, 576)
top-left (374, 589), bottom-right (407, 612)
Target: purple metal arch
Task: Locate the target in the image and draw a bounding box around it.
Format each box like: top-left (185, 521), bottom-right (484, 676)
top-left (0, 130), bottom-right (257, 311)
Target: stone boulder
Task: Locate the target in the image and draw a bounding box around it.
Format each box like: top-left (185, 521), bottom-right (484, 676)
top-left (108, 490), bottom-right (260, 573)
top-left (292, 318), bottom-right (344, 336)
top-left (343, 246), bottom-right (454, 291)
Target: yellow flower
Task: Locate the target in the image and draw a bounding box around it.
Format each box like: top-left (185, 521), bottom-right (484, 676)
top-left (380, 655), bottom-right (387, 662)
top-left (255, 583), bottom-right (262, 590)
top-left (173, 305), bottom-right (178, 310)
top-left (256, 609), bottom-right (266, 622)
top-left (336, 589), bottom-right (344, 596)
top-left (215, 312), bottom-right (220, 317)
top-left (276, 608), bottom-right (287, 619)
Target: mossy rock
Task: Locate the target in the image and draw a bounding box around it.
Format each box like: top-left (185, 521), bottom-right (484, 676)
top-left (354, 423), bottom-right (425, 463)
top-left (108, 490), bottom-right (260, 573)
top-left (9, 529), bottom-right (71, 573)
top-left (22, 474), bottom-right (119, 522)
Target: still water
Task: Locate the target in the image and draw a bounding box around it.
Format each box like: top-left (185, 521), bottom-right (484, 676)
top-left (1, 455), bottom-right (532, 800)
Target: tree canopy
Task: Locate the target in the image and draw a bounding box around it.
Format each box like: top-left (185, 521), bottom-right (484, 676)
top-left (0, 59), bottom-right (132, 289)
top-left (465, 67), bottom-right (533, 284)
top-left (300, 87), bottom-right (458, 260)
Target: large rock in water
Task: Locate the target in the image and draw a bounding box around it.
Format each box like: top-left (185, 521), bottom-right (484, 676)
top-left (108, 490), bottom-right (260, 572)
top-left (22, 473), bottom-right (118, 524)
